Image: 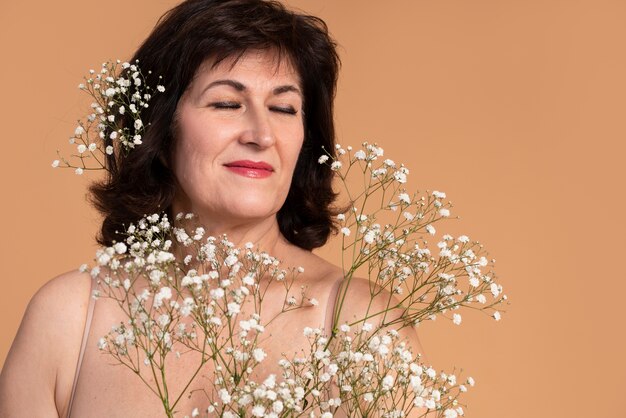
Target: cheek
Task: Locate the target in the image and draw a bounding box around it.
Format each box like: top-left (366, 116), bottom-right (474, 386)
top-left (172, 121), bottom-right (222, 176)
top-left (171, 141), bottom-right (208, 194)
top-left (285, 127), bottom-right (305, 168)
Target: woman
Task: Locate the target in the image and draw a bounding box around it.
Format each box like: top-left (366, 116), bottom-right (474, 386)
top-left (0, 0), bottom-right (425, 416)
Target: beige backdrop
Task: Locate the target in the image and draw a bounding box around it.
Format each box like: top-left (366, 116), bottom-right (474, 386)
top-left (1, 1), bottom-right (625, 417)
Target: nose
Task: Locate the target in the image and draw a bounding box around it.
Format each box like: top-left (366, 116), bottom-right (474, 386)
top-left (239, 105), bottom-right (275, 149)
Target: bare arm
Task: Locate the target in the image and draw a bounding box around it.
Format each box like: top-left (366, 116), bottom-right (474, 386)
top-left (0, 271), bottom-right (91, 418)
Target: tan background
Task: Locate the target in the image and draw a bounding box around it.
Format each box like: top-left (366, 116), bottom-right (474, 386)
top-left (1, 1), bottom-right (625, 417)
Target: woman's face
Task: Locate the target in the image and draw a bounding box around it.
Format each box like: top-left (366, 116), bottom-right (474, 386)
top-left (171, 49), bottom-right (304, 226)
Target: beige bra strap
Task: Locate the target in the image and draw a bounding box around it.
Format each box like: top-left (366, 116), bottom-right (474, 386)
top-left (325, 278), bottom-right (343, 335)
top-left (66, 275), bottom-right (97, 418)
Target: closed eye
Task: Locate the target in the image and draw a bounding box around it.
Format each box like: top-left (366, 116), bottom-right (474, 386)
top-left (210, 102), bottom-right (298, 115)
top-left (210, 102), bottom-right (241, 110)
top-left (270, 106), bottom-right (298, 115)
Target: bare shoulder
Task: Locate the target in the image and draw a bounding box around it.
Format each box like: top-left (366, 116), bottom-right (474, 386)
top-left (32, 269), bottom-right (92, 308)
top-left (283, 243), bottom-right (343, 287)
top-left (0, 269), bottom-right (93, 417)
top-left (20, 269), bottom-right (93, 343)
top-left (334, 276), bottom-right (395, 322)
top-left (335, 277), bottom-right (427, 359)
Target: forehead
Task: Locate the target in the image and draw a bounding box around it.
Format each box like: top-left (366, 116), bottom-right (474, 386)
top-left (193, 49), bottom-right (301, 88)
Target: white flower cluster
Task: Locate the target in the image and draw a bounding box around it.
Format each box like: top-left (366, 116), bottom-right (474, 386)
top-left (282, 324), bottom-right (474, 417)
top-left (52, 59), bottom-right (164, 174)
top-left (84, 142), bottom-right (507, 417)
top-left (323, 143), bottom-right (507, 328)
top-left (89, 211), bottom-right (481, 417)
top-left (91, 213), bottom-right (331, 417)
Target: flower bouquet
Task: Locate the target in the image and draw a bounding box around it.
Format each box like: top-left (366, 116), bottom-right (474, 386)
top-left (55, 61), bottom-right (507, 418)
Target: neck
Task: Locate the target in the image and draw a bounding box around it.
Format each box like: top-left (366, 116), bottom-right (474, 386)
top-left (169, 207), bottom-right (289, 259)
top-left (197, 214), bottom-right (285, 254)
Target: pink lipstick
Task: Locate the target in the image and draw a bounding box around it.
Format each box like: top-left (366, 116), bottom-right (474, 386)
top-left (223, 160), bottom-right (274, 179)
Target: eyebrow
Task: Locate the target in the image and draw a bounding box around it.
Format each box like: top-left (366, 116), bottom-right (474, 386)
top-left (201, 79), bottom-right (303, 99)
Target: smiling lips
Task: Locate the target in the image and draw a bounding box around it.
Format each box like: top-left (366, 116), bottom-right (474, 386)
top-left (223, 160), bottom-right (274, 179)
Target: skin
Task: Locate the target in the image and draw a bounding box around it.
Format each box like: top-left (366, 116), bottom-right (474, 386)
top-left (0, 49), bottom-right (428, 417)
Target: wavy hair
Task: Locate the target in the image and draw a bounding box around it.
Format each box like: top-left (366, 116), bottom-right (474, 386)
top-left (89, 0), bottom-right (341, 250)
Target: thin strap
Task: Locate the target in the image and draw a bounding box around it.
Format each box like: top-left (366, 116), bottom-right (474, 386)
top-left (324, 278), bottom-right (343, 335)
top-left (66, 275), bottom-right (97, 418)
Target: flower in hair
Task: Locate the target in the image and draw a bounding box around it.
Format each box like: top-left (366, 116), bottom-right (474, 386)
top-left (52, 59), bottom-right (164, 174)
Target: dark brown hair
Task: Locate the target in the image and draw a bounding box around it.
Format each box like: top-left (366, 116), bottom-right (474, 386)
top-left (89, 0), bottom-right (341, 250)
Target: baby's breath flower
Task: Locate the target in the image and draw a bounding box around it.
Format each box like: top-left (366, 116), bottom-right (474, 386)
top-left (251, 405), bottom-right (265, 417)
top-left (219, 389), bottom-right (231, 404)
top-left (331, 161), bottom-right (342, 171)
top-left (394, 171), bottom-right (407, 183)
top-left (444, 408), bottom-right (459, 418)
top-left (54, 60), bottom-right (164, 174)
top-left (89, 142), bottom-right (502, 417)
top-left (227, 302), bottom-right (241, 316)
top-left (224, 254), bottom-right (238, 267)
top-left (490, 282), bottom-right (500, 297)
top-left (253, 348), bottom-right (267, 362)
